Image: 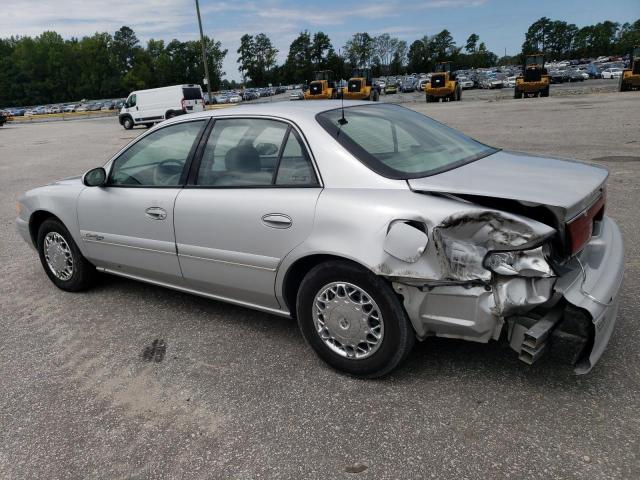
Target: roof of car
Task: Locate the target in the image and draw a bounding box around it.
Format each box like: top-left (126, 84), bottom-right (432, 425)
top-left (182, 100), bottom-right (376, 124)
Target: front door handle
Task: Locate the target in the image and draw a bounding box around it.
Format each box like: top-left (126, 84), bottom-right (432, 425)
top-left (145, 207), bottom-right (167, 220)
top-left (261, 213), bottom-right (292, 229)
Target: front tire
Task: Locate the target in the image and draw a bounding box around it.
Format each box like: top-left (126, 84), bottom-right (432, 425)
top-left (296, 261), bottom-right (415, 378)
top-left (37, 218), bottom-right (96, 292)
top-left (122, 116), bottom-right (133, 130)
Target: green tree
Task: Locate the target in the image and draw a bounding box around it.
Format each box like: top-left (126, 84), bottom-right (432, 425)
top-left (344, 33), bottom-right (374, 68)
top-left (465, 33), bottom-right (479, 53)
top-left (407, 39), bottom-right (428, 73)
top-left (311, 31), bottom-right (333, 68)
top-left (284, 31), bottom-right (312, 83)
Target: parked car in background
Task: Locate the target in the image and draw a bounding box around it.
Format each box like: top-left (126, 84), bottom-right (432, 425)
top-left (119, 84), bottom-right (205, 130)
top-left (16, 101), bottom-right (623, 378)
top-left (228, 94), bottom-right (242, 104)
top-left (76, 104), bottom-right (89, 112)
top-left (87, 103), bottom-right (103, 111)
top-left (289, 90), bottom-right (304, 100)
top-left (8, 107), bottom-right (26, 116)
top-left (458, 77), bottom-right (475, 89)
top-left (214, 94), bottom-right (229, 104)
top-left (384, 83), bottom-right (398, 94)
top-left (25, 106), bottom-right (46, 116)
top-left (101, 102), bottom-right (115, 111)
top-left (566, 69), bottom-right (585, 82)
top-left (63, 104), bottom-right (78, 113)
top-left (601, 68), bottom-right (623, 79)
top-left (505, 76), bottom-right (517, 88)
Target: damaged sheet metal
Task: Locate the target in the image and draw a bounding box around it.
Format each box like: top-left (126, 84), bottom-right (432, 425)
top-left (395, 274), bottom-right (557, 343)
top-left (493, 276), bottom-right (556, 316)
top-left (431, 210), bottom-right (554, 282)
top-left (485, 247), bottom-right (553, 277)
top-left (383, 221), bottom-right (429, 263)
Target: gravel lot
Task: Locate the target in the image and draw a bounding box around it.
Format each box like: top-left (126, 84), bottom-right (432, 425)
top-left (1, 89), bottom-right (639, 479)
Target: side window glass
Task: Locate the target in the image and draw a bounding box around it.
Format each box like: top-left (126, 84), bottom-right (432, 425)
top-left (196, 119), bottom-right (288, 186)
top-left (128, 94), bottom-right (136, 107)
top-left (109, 121), bottom-right (204, 186)
top-left (275, 132), bottom-right (318, 186)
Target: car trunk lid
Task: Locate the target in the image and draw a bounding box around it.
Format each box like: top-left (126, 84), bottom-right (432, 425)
top-left (408, 150), bottom-right (608, 255)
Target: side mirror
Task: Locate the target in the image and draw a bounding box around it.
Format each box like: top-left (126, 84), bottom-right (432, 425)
top-left (83, 167), bottom-right (107, 187)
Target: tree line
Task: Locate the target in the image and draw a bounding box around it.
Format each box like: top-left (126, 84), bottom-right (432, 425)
top-left (1, 18), bottom-right (638, 107)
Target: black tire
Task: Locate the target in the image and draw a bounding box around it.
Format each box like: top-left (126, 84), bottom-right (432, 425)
top-left (122, 116), bottom-right (133, 130)
top-left (456, 86), bottom-right (462, 101)
top-left (372, 90), bottom-right (379, 101)
top-left (37, 218), bottom-right (96, 292)
top-left (514, 88), bottom-right (523, 99)
top-left (144, 123), bottom-right (153, 128)
top-left (166, 111), bottom-right (176, 119)
top-left (296, 260), bottom-right (415, 378)
top-left (540, 86), bottom-right (550, 97)
top-left (619, 77), bottom-right (627, 92)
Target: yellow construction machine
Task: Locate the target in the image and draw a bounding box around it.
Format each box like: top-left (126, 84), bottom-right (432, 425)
top-left (620, 46), bottom-right (640, 92)
top-left (514, 54), bottom-right (550, 98)
top-left (304, 70), bottom-right (337, 100)
top-left (342, 68), bottom-right (379, 101)
top-left (425, 62), bottom-right (461, 102)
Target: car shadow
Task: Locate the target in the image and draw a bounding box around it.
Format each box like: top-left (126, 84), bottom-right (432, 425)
top-left (91, 273), bottom-right (587, 386)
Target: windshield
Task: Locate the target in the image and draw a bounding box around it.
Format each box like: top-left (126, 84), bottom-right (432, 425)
top-left (316, 104), bottom-right (498, 179)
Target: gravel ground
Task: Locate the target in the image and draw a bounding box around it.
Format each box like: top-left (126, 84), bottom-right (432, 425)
top-left (1, 89), bottom-right (639, 480)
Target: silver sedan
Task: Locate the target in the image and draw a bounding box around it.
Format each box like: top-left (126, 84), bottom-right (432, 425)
top-left (16, 101), bottom-right (624, 377)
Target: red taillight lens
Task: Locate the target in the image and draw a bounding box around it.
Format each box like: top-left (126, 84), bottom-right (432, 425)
top-left (566, 193), bottom-right (605, 255)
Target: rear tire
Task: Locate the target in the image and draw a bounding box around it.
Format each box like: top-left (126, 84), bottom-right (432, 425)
top-left (540, 86), bottom-right (550, 97)
top-left (37, 218), bottom-right (96, 292)
top-left (514, 88), bottom-right (523, 99)
top-left (166, 111), bottom-right (176, 119)
top-left (296, 261), bottom-right (415, 378)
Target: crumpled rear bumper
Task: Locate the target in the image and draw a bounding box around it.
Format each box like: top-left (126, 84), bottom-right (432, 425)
top-left (555, 216), bottom-right (624, 373)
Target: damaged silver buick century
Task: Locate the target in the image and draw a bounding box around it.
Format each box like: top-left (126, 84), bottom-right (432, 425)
top-left (16, 102), bottom-right (624, 377)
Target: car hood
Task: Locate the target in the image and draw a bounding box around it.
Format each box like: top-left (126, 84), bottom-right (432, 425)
top-left (408, 150), bottom-right (608, 220)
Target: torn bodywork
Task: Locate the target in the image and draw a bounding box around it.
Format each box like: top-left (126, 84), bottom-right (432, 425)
top-left (383, 208), bottom-right (623, 374)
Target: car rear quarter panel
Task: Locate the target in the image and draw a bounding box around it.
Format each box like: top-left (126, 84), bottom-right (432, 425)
top-left (275, 188), bottom-right (555, 304)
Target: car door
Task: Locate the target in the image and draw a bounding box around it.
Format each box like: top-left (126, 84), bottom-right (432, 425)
top-left (174, 117), bottom-right (322, 311)
top-left (77, 119), bottom-right (207, 283)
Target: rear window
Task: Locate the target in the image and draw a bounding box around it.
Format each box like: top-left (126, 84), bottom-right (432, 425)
top-left (316, 104), bottom-right (498, 179)
top-left (183, 87), bottom-right (203, 100)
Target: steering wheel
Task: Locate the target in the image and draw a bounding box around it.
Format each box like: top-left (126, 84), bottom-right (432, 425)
top-left (153, 159), bottom-right (184, 186)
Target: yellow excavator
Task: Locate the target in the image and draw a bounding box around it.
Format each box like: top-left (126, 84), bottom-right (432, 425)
top-left (514, 54), bottom-right (550, 98)
top-left (341, 68), bottom-right (379, 101)
top-left (620, 45), bottom-right (640, 92)
top-left (304, 70), bottom-right (337, 100)
top-left (425, 62), bottom-right (461, 102)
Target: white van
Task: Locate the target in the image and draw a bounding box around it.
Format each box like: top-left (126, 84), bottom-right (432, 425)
top-left (119, 84), bottom-right (205, 130)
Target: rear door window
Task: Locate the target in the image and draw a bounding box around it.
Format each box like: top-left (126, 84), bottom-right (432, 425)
top-left (195, 118), bottom-right (318, 187)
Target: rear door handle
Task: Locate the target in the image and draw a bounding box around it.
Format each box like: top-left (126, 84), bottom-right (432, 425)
top-left (261, 213), bottom-right (292, 229)
top-left (145, 207), bottom-right (167, 220)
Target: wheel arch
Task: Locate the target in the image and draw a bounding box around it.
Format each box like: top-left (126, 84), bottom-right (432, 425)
top-left (280, 253), bottom-right (373, 317)
top-left (118, 113), bottom-right (132, 126)
top-left (29, 210), bottom-right (63, 248)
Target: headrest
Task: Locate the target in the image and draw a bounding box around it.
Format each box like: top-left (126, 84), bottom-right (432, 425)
top-left (225, 143), bottom-right (261, 172)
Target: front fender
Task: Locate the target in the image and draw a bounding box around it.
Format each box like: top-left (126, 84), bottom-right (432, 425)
top-left (18, 179), bottom-right (86, 255)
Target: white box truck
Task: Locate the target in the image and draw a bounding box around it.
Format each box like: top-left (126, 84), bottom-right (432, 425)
top-left (119, 84), bottom-right (205, 130)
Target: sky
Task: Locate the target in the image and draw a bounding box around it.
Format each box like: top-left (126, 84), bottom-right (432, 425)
top-left (2, 0), bottom-right (639, 81)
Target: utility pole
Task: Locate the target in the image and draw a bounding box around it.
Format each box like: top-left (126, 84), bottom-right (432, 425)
top-left (195, 0), bottom-right (212, 105)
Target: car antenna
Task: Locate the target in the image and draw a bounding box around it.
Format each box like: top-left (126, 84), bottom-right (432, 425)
top-left (338, 50), bottom-right (347, 126)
